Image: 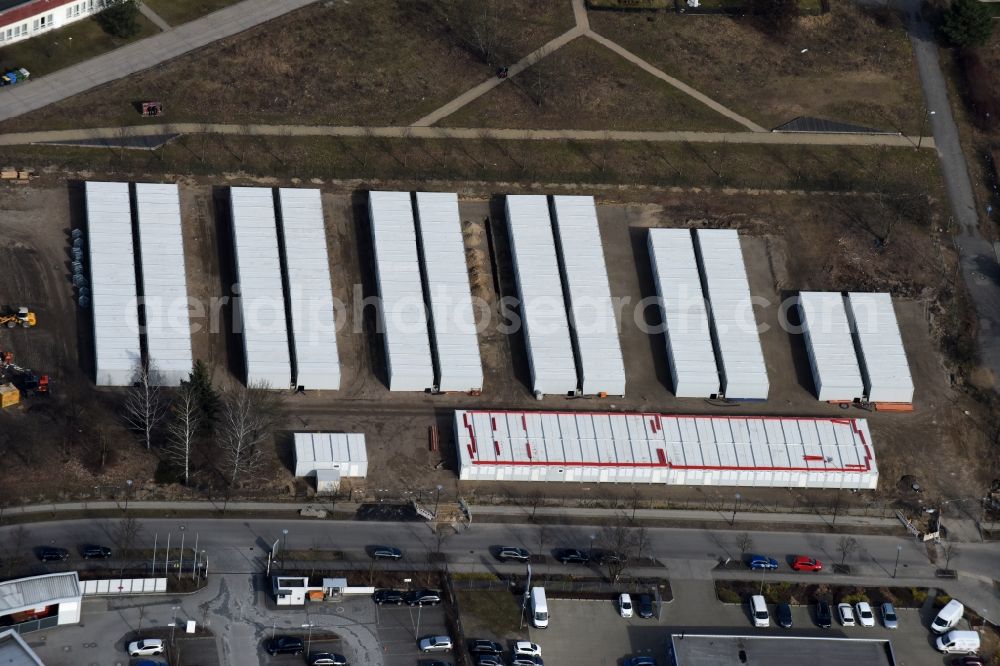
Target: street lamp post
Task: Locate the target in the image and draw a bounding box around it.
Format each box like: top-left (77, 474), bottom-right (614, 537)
top-left (731, 493), bottom-right (741, 526)
top-left (178, 525), bottom-right (186, 577)
top-left (893, 545), bottom-right (902, 578)
top-left (917, 110), bottom-right (936, 150)
top-left (434, 485), bottom-right (444, 517)
top-left (302, 623), bottom-right (314, 653)
top-left (124, 479), bottom-right (133, 512)
top-left (170, 605), bottom-right (180, 647)
top-left (282, 529), bottom-right (289, 568)
top-left (589, 534), bottom-right (596, 561)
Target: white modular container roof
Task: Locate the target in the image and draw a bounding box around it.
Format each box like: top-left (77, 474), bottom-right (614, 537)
top-left (368, 191), bottom-right (434, 391)
top-left (86, 181), bottom-right (142, 386)
top-left (293, 432), bottom-right (368, 478)
top-left (414, 192), bottom-right (484, 392)
top-left (845, 292), bottom-right (914, 403)
top-left (455, 409), bottom-right (877, 489)
top-left (505, 195), bottom-right (577, 396)
top-left (134, 183), bottom-right (193, 386)
top-left (551, 195), bottom-right (626, 396)
top-left (229, 187), bottom-right (292, 388)
top-left (694, 229), bottom-right (769, 400)
top-left (648, 228), bottom-right (720, 398)
top-left (798, 291), bottom-right (864, 402)
top-left (278, 188), bottom-right (341, 391)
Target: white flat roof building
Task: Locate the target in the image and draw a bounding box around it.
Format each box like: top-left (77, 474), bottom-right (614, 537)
top-left (648, 228), bottom-right (720, 397)
top-left (134, 183), bottom-right (193, 386)
top-left (277, 188), bottom-right (341, 391)
top-left (368, 191), bottom-right (435, 392)
top-left (293, 432), bottom-right (368, 478)
top-left (456, 409), bottom-right (877, 489)
top-left (550, 195), bottom-right (626, 396)
top-left (0, 572), bottom-right (81, 627)
top-left (414, 192), bottom-right (483, 393)
top-left (694, 229), bottom-right (769, 400)
top-left (505, 195), bottom-right (577, 396)
top-left (86, 181), bottom-right (142, 386)
top-left (845, 292), bottom-right (914, 404)
top-left (229, 187), bottom-right (292, 388)
top-left (798, 291), bottom-right (865, 402)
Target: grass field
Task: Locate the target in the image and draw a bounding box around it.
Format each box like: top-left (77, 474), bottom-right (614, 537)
top-left (143, 0), bottom-right (242, 26)
top-left (589, 3), bottom-right (926, 134)
top-left (0, 14), bottom-right (159, 77)
top-left (442, 37), bottom-right (743, 131)
top-left (457, 589), bottom-right (523, 636)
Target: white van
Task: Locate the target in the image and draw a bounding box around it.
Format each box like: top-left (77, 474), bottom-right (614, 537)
top-left (935, 630), bottom-right (980, 654)
top-left (931, 599), bottom-right (965, 634)
top-left (530, 587), bottom-right (549, 628)
top-left (751, 595), bottom-right (769, 627)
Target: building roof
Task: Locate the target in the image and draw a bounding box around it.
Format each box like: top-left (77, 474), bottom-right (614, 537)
top-left (845, 292), bottom-right (914, 404)
top-left (1, 0), bottom-right (74, 29)
top-left (799, 291), bottom-right (865, 402)
top-left (669, 634), bottom-right (894, 666)
top-left (0, 572), bottom-right (80, 617)
top-left (0, 630), bottom-right (45, 666)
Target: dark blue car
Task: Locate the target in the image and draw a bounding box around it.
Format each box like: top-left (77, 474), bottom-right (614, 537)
top-left (746, 554), bottom-right (779, 570)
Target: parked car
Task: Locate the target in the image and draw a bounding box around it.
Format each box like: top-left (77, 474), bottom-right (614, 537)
top-left (935, 630), bottom-right (980, 654)
top-left (554, 548), bottom-right (589, 565)
top-left (404, 589), bottom-right (442, 606)
top-left (637, 593), bottom-right (655, 619)
top-left (881, 602), bottom-right (898, 629)
top-left (134, 661), bottom-right (167, 666)
top-left (619, 593), bottom-right (634, 618)
top-left (750, 595), bottom-right (769, 627)
top-left (469, 640), bottom-right (503, 656)
top-left (420, 662), bottom-right (453, 666)
top-left (418, 635), bottom-right (453, 653)
top-left (950, 657), bottom-right (985, 666)
top-left (815, 600), bottom-right (832, 628)
top-left (81, 545), bottom-right (112, 559)
top-left (623, 657), bottom-right (657, 666)
top-left (37, 547), bottom-right (69, 562)
top-left (776, 602), bottom-right (793, 628)
top-left (856, 601), bottom-right (875, 628)
top-left (932, 600), bottom-right (965, 634)
top-left (593, 550), bottom-right (625, 566)
top-left (128, 639), bottom-right (165, 657)
top-left (513, 641), bottom-right (542, 657)
top-left (511, 657), bottom-right (544, 666)
top-left (746, 554), bottom-right (779, 570)
top-left (308, 652), bottom-right (348, 666)
top-left (496, 547), bottom-right (530, 563)
top-left (373, 589), bottom-right (404, 605)
top-left (370, 546), bottom-right (403, 560)
top-left (265, 636), bottom-right (304, 655)
top-left (476, 656), bottom-right (503, 666)
top-left (791, 555), bottom-right (823, 572)
top-left (837, 603), bottom-right (856, 627)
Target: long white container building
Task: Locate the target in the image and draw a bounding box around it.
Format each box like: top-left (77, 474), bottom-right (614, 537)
top-left (455, 409), bottom-right (877, 489)
top-left (694, 229), bottom-right (769, 400)
top-left (134, 183), bottom-right (193, 386)
top-left (648, 229), bottom-right (720, 398)
top-left (550, 195), bottom-right (626, 396)
top-left (293, 432), bottom-right (368, 478)
top-left (845, 292), bottom-right (914, 403)
top-left (368, 191), bottom-right (434, 391)
top-left (414, 192), bottom-right (484, 393)
top-left (798, 291), bottom-right (864, 401)
top-left (86, 181), bottom-right (142, 386)
top-left (505, 195), bottom-right (577, 396)
top-left (229, 187), bottom-right (292, 388)
top-left (278, 188), bottom-right (341, 391)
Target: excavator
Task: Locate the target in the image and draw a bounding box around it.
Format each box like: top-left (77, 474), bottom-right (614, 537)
top-left (0, 350), bottom-right (49, 399)
top-left (0, 307), bottom-right (36, 329)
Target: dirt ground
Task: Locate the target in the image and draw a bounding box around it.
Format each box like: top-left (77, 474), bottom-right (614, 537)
top-left (0, 178), bottom-right (992, 515)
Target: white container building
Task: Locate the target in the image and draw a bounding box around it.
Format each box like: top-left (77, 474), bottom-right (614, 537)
top-left (277, 188), bottom-right (341, 391)
top-left (368, 191), bottom-right (434, 392)
top-left (550, 195), bottom-right (626, 396)
top-left (229, 187), bottom-right (292, 388)
top-left (798, 291), bottom-right (865, 402)
top-left (133, 183), bottom-right (193, 386)
top-left (505, 195), bottom-right (577, 396)
top-left (455, 409), bottom-right (877, 489)
top-left (414, 192), bottom-right (484, 393)
top-left (845, 292), bottom-right (914, 404)
top-left (85, 181), bottom-right (142, 386)
top-left (293, 432), bottom-right (368, 478)
top-left (648, 228), bottom-right (720, 397)
top-left (694, 229), bottom-right (769, 400)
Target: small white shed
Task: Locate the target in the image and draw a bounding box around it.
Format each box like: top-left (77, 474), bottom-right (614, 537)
top-left (293, 433), bottom-right (368, 478)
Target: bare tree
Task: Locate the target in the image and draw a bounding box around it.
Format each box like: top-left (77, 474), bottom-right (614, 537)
top-left (121, 364), bottom-right (167, 450)
top-left (444, 0), bottom-right (508, 67)
top-left (219, 381), bottom-right (279, 489)
top-left (837, 536), bottom-right (860, 565)
top-left (596, 513), bottom-right (644, 584)
top-left (525, 490), bottom-right (545, 520)
top-left (735, 532), bottom-right (755, 555)
top-left (165, 381), bottom-right (201, 485)
top-left (115, 516), bottom-right (142, 576)
top-left (942, 541), bottom-right (961, 570)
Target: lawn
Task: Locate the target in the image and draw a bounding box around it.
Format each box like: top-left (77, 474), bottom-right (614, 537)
top-left (457, 589), bottom-right (524, 637)
top-left (588, 3), bottom-right (926, 134)
top-left (441, 37), bottom-right (744, 131)
top-left (0, 14), bottom-right (159, 77)
top-left (143, 0), bottom-right (243, 26)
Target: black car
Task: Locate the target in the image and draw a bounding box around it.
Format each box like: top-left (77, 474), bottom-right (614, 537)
top-left (373, 589), bottom-right (405, 605)
top-left (370, 546), bottom-right (403, 560)
top-left (776, 602), bottom-right (793, 628)
top-left (404, 589), bottom-right (442, 606)
top-left (554, 548), bottom-right (590, 565)
top-left (37, 547), bottom-right (69, 562)
top-left (266, 636), bottom-right (304, 655)
top-left (815, 600), bottom-right (832, 628)
top-left (468, 639), bottom-right (503, 656)
top-left (637, 593), bottom-right (655, 619)
top-left (496, 547), bottom-right (530, 563)
top-left (308, 652), bottom-right (348, 666)
top-left (592, 550), bottom-right (625, 566)
top-left (81, 545), bottom-right (112, 559)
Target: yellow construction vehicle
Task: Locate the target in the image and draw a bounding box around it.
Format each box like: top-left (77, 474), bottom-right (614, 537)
top-left (0, 307), bottom-right (35, 329)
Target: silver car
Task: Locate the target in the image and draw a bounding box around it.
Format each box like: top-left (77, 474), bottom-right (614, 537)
top-left (881, 602), bottom-right (898, 629)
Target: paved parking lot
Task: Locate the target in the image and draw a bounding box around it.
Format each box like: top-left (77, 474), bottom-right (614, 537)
top-left (376, 603), bottom-right (451, 666)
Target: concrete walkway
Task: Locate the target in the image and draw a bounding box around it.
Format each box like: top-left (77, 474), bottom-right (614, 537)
top-left (139, 3), bottom-right (172, 32)
top-left (0, 122), bottom-right (935, 148)
top-left (0, 0), bottom-right (316, 123)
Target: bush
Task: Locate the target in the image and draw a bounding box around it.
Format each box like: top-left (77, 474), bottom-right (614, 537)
top-left (97, 0), bottom-right (141, 38)
top-left (941, 0), bottom-right (994, 48)
top-left (840, 592), bottom-right (871, 605)
top-left (910, 587), bottom-right (928, 604)
top-left (959, 49), bottom-right (1000, 130)
top-left (718, 588), bottom-right (741, 604)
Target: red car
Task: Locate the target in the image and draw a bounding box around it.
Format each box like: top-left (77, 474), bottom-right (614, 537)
top-left (791, 556), bottom-right (823, 572)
